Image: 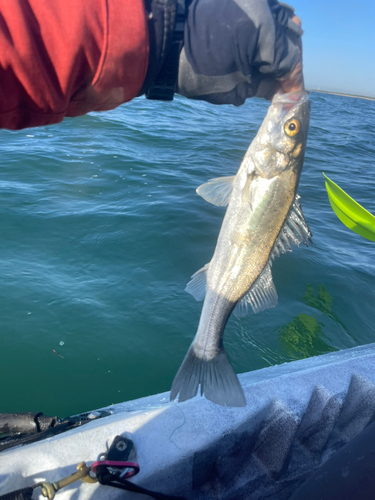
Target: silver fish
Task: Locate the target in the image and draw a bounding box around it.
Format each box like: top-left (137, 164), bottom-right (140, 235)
top-left (170, 91), bottom-right (311, 407)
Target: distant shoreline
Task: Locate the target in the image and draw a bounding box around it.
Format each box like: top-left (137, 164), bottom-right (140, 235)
top-left (308, 89), bottom-right (375, 101)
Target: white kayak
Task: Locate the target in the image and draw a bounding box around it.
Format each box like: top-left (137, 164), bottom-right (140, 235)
top-left (1, 343), bottom-right (375, 499)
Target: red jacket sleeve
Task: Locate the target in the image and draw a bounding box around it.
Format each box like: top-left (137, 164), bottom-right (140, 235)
top-left (0, 0), bottom-right (149, 129)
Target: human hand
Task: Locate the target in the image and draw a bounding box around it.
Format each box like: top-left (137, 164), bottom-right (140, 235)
top-left (276, 15), bottom-right (305, 94)
top-left (177, 0), bottom-right (304, 105)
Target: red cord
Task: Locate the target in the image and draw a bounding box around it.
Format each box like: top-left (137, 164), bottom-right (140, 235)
top-left (91, 460), bottom-right (140, 479)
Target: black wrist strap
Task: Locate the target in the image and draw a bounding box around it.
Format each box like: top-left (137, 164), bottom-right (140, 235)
top-left (146, 0), bottom-right (186, 101)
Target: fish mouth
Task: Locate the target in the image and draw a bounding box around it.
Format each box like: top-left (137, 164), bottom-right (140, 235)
top-left (250, 91), bottom-right (310, 178)
top-left (271, 91), bottom-right (310, 120)
top-left (272, 90), bottom-right (309, 105)
top-left (267, 91), bottom-right (311, 144)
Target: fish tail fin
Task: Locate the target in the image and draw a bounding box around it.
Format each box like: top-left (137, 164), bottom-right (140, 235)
top-left (170, 345), bottom-right (246, 407)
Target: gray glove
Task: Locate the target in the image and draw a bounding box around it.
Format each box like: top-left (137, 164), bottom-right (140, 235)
top-left (177, 0), bottom-right (303, 105)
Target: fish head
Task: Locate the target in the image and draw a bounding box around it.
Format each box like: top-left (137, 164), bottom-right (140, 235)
top-left (251, 91), bottom-right (311, 179)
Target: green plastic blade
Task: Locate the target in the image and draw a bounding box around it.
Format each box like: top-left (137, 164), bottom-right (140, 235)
top-left (323, 173), bottom-right (375, 242)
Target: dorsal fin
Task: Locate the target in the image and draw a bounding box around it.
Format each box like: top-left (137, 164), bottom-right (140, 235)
top-left (196, 176), bottom-right (235, 206)
top-left (234, 195), bottom-right (311, 318)
top-left (270, 194), bottom-right (312, 261)
top-left (233, 263), bottom-right (277, 317)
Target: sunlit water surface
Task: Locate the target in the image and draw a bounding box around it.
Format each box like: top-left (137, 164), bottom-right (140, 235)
top-left (0, 92), bottom-right (374, 416)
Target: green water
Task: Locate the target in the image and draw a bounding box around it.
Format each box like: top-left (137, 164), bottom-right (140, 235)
top-left (0, 93), bottom-right (374, 417)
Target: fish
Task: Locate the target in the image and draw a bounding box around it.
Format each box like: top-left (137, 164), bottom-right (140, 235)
top-left (170, 91), bottom-right (311, 407)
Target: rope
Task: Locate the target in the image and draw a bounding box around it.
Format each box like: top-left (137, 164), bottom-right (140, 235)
top-left (96, 468), bottom-right (186, 500)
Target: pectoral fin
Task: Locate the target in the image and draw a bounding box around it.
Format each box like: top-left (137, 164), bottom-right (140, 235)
top-left (241, 172), bottom-right (256, 208)
top-left (233, 263), bottom-right (278, 318)
top-left (197, 176), bottom-right (235, 206)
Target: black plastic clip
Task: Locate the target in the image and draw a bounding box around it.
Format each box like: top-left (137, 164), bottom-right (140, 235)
top-left (96, 435), bottom-right (186, 500)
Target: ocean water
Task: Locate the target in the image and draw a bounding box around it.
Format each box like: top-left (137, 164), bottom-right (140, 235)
top-left (0, 92), bottom-right (374, 417)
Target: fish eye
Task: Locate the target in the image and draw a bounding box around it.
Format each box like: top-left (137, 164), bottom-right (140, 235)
top-left (284, 119), bottom-right (300, 137)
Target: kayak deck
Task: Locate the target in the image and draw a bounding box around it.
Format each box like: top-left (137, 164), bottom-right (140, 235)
top-left (1, 343), bottom-right (375, 499)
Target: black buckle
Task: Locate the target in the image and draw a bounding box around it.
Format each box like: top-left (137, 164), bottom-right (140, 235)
top-left (146, 0), bottom-right (186, 101)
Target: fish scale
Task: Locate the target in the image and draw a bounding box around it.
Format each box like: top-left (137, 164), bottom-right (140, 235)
top-left (171, 91), bottom-right (311, 407)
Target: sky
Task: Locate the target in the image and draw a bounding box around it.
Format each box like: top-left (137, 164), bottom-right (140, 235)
top-left (290, 0), bottom-right (375, 97)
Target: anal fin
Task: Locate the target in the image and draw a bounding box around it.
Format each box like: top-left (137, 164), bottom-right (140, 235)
top-left (185, 263), bottom-right (209, 301)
